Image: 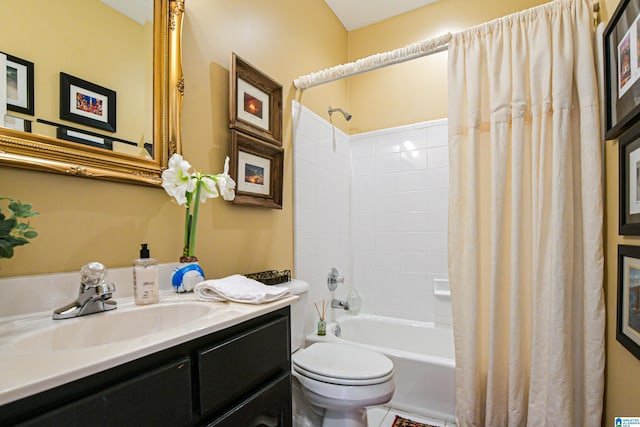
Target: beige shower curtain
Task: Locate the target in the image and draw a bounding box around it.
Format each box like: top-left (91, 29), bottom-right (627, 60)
top-left (447, 0), bottom-right (605, 425)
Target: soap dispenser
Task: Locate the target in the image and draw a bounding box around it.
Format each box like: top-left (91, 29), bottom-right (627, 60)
top-left (133, 243), bottom-right (159, 305)
top-left (347, 286), bottom-right (362, 315)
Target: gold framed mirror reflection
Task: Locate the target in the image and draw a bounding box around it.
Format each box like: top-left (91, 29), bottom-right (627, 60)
top-left (0, 0), bottom-right (184, 187)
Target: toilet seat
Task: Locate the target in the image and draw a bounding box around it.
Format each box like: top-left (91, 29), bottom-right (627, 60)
top-left (294, 363), bottom-right (394, 385)
top-left (292, 343), bottom-right (394, 386)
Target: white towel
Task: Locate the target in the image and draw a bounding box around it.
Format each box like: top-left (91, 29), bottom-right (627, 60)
top-left (194, 274), bottom-right (291, 304)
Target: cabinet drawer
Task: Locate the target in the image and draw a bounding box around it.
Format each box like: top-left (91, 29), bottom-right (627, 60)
top-left (198, 316), bottom-right (290, 416)
top-left (17, 357), bottom-right (192, 427)
top-left (206, 373), bottom-right (292, 427)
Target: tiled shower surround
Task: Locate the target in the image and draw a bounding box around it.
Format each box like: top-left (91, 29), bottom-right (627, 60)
top-left (293, 101), bottom-right (451, 328)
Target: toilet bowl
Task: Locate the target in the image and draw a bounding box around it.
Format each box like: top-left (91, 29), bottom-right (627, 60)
top-left (275, 280), bottom-right (395, 427)
top-left (292, 342), bottom-right (395, 427)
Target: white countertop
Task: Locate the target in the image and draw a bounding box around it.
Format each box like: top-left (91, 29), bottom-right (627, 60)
top-left (0, 290), bottom-right (297, 407)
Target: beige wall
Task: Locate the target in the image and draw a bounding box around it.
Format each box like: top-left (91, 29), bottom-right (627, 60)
top-left (0, 0), bottom-right (348, 278)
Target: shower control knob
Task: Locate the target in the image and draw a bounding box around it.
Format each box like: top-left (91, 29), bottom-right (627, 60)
top-left (327, 267), bottom-right (344, 291)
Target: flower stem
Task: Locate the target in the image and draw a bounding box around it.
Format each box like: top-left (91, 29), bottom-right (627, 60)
top-left (188, 181), bottom-right (203, 257)
top-left (183, 204), bottom-right (191, 257)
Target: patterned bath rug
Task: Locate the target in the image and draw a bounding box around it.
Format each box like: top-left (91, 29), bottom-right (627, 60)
top-left (391, 415), bottom-right (438, 427)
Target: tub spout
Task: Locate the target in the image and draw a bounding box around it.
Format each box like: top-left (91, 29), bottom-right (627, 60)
top-left (331, 298), bottom-right (349, 310)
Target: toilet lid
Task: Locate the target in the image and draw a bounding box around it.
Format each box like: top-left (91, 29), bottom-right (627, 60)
top-left (292, 343), bottom-right (393, 385)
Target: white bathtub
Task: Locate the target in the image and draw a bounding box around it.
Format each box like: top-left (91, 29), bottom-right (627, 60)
top-left (306, 314), bottom-right (456, 423)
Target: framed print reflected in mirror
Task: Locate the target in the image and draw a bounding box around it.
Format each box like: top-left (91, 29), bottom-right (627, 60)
top-left (60, 72), bottom-right (116, 132)
top-left (2, 52), bottom-right (34, 116)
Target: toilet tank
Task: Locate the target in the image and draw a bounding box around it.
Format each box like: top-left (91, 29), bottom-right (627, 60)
top-left (274, 279), bottom-right (309, 352)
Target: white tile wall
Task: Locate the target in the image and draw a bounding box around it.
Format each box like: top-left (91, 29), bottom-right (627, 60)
top-left (293, 101), bottom-right (352, 335)
top-left (350, 119), bottom-right (450, 324)
top-left (293, 102), bottom-right (452, 329)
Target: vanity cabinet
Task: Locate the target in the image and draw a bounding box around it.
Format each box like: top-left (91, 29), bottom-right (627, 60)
top-left (1, 307), bottom-right (292, 427)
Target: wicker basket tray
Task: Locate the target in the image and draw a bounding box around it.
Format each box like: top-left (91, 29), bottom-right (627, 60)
top-left (244, 269), bottom-right (291, 285)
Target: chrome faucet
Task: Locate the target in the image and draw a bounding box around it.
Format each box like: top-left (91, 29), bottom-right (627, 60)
top-left (53, 262), bottom-right (117, 320)
top-left (331, 298), bottom-right (349, 311)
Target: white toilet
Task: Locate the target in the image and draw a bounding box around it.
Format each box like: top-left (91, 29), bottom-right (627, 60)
top-left (277, 280), bottom-right (395, 427)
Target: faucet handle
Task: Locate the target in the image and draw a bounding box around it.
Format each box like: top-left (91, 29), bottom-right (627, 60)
top-left (80, 262), bottom-right (106, 288)
top-left (327, 267), bottom-right (344, 291)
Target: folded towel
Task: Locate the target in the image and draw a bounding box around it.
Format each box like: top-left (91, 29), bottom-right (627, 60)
top-left (194, 274), bottom-right (291, 304)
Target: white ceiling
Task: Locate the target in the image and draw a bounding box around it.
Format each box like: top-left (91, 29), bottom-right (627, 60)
top-left (323, 0), bottom-right (441, 31)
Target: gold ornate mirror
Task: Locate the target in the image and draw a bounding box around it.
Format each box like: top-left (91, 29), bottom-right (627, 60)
top-left (0, 0), bottom-right (184, 187)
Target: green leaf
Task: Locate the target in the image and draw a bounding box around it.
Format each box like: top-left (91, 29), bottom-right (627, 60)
top-left (9, 200), bottom-right (38, 218)
top-left (0, 218), bottom-right (17, 236)
top-left (0, 240), bottom-right (14, 259)
top-left (23, 231), bottom-right (38, 239)
top-left (16, 222), bottom-right (29, 230)
top-left (1, 236), bottom-right (29, 247)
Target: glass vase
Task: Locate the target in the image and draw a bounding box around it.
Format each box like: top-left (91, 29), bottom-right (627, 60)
top-left (317, 319), bottom-right (326, 336)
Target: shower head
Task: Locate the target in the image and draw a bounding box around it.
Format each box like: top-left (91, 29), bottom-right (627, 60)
top-left (328, 106), bottom-right (352, 121)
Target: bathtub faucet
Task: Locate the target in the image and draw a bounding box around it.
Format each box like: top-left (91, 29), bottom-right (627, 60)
top-left (331, 298), bottom-right (349, 310)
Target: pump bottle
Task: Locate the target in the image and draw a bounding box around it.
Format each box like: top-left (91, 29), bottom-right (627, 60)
top-left (133, 243), bottom-right (159, 305)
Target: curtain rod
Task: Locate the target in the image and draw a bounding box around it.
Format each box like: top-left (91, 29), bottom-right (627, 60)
top-left (293, 0), bottom-right (600, 90)
top-left (293, 33), bottom-right (451, 89)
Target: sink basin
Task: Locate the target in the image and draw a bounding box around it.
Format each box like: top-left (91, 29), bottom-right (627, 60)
top-left (11, 303), bottom-right (218, 352)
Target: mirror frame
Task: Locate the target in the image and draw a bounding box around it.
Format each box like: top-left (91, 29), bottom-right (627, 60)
top-left (0, 0), bottom-right (184, 187)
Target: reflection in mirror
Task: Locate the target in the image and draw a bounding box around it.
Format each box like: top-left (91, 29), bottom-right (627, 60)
top-left (0, 0), bottom-right (183, 187)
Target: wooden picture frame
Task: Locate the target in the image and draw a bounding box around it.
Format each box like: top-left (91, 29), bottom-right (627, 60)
top-left (604, 0), bottom-right (640, 139)
top-left (60, 72), bottom-right (116, 132)
top-left (230, 53), bottom-right (282, 145)
top-left (619, 120), bottom-right (640, 234)
top-left (617, 245), bottom-right (640, 361)
top-left (230, 130), bottom-right (283, 209)
top-left (2, 53), bottom-right (34, 116)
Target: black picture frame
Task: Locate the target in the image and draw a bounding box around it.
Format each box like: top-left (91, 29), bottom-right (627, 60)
top-left (619, 120), bottom-right (640, 234)
top-left (617, 245), bottom-right (640, 361)
top-left (230, 130), bottom-right (284, 209)
top-left (56, 126), bottom-right (113, 151)
top-left (60, 72), bottom-right (116, 132)
top-left (2, 53), bottom-right (34, 116)
top-left (604, 0), bottom-right (640, 139)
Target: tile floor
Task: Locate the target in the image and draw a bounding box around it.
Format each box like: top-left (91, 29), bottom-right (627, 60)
top-left (367, 406), bottom-right (456, 427)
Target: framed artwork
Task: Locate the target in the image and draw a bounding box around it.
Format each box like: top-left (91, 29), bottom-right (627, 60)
top-left (2, 53), bottom-right (34, 116)
top-left (60, 72), bottom-right (116, 132)
top-left (3, 115), bottom-right (31, 132)
top-left (230, 53), bottom-right (282, 145)
top-left (617, 245), bottom-right (640, 361)
top-left (604, 0), bottom-right (640, 139)
top-left (619, 120), bottom-right (640, 234)
top-left (56, 126), bottom-right (113, 151)
top-left (230, 130), bottom-right (284, 209)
